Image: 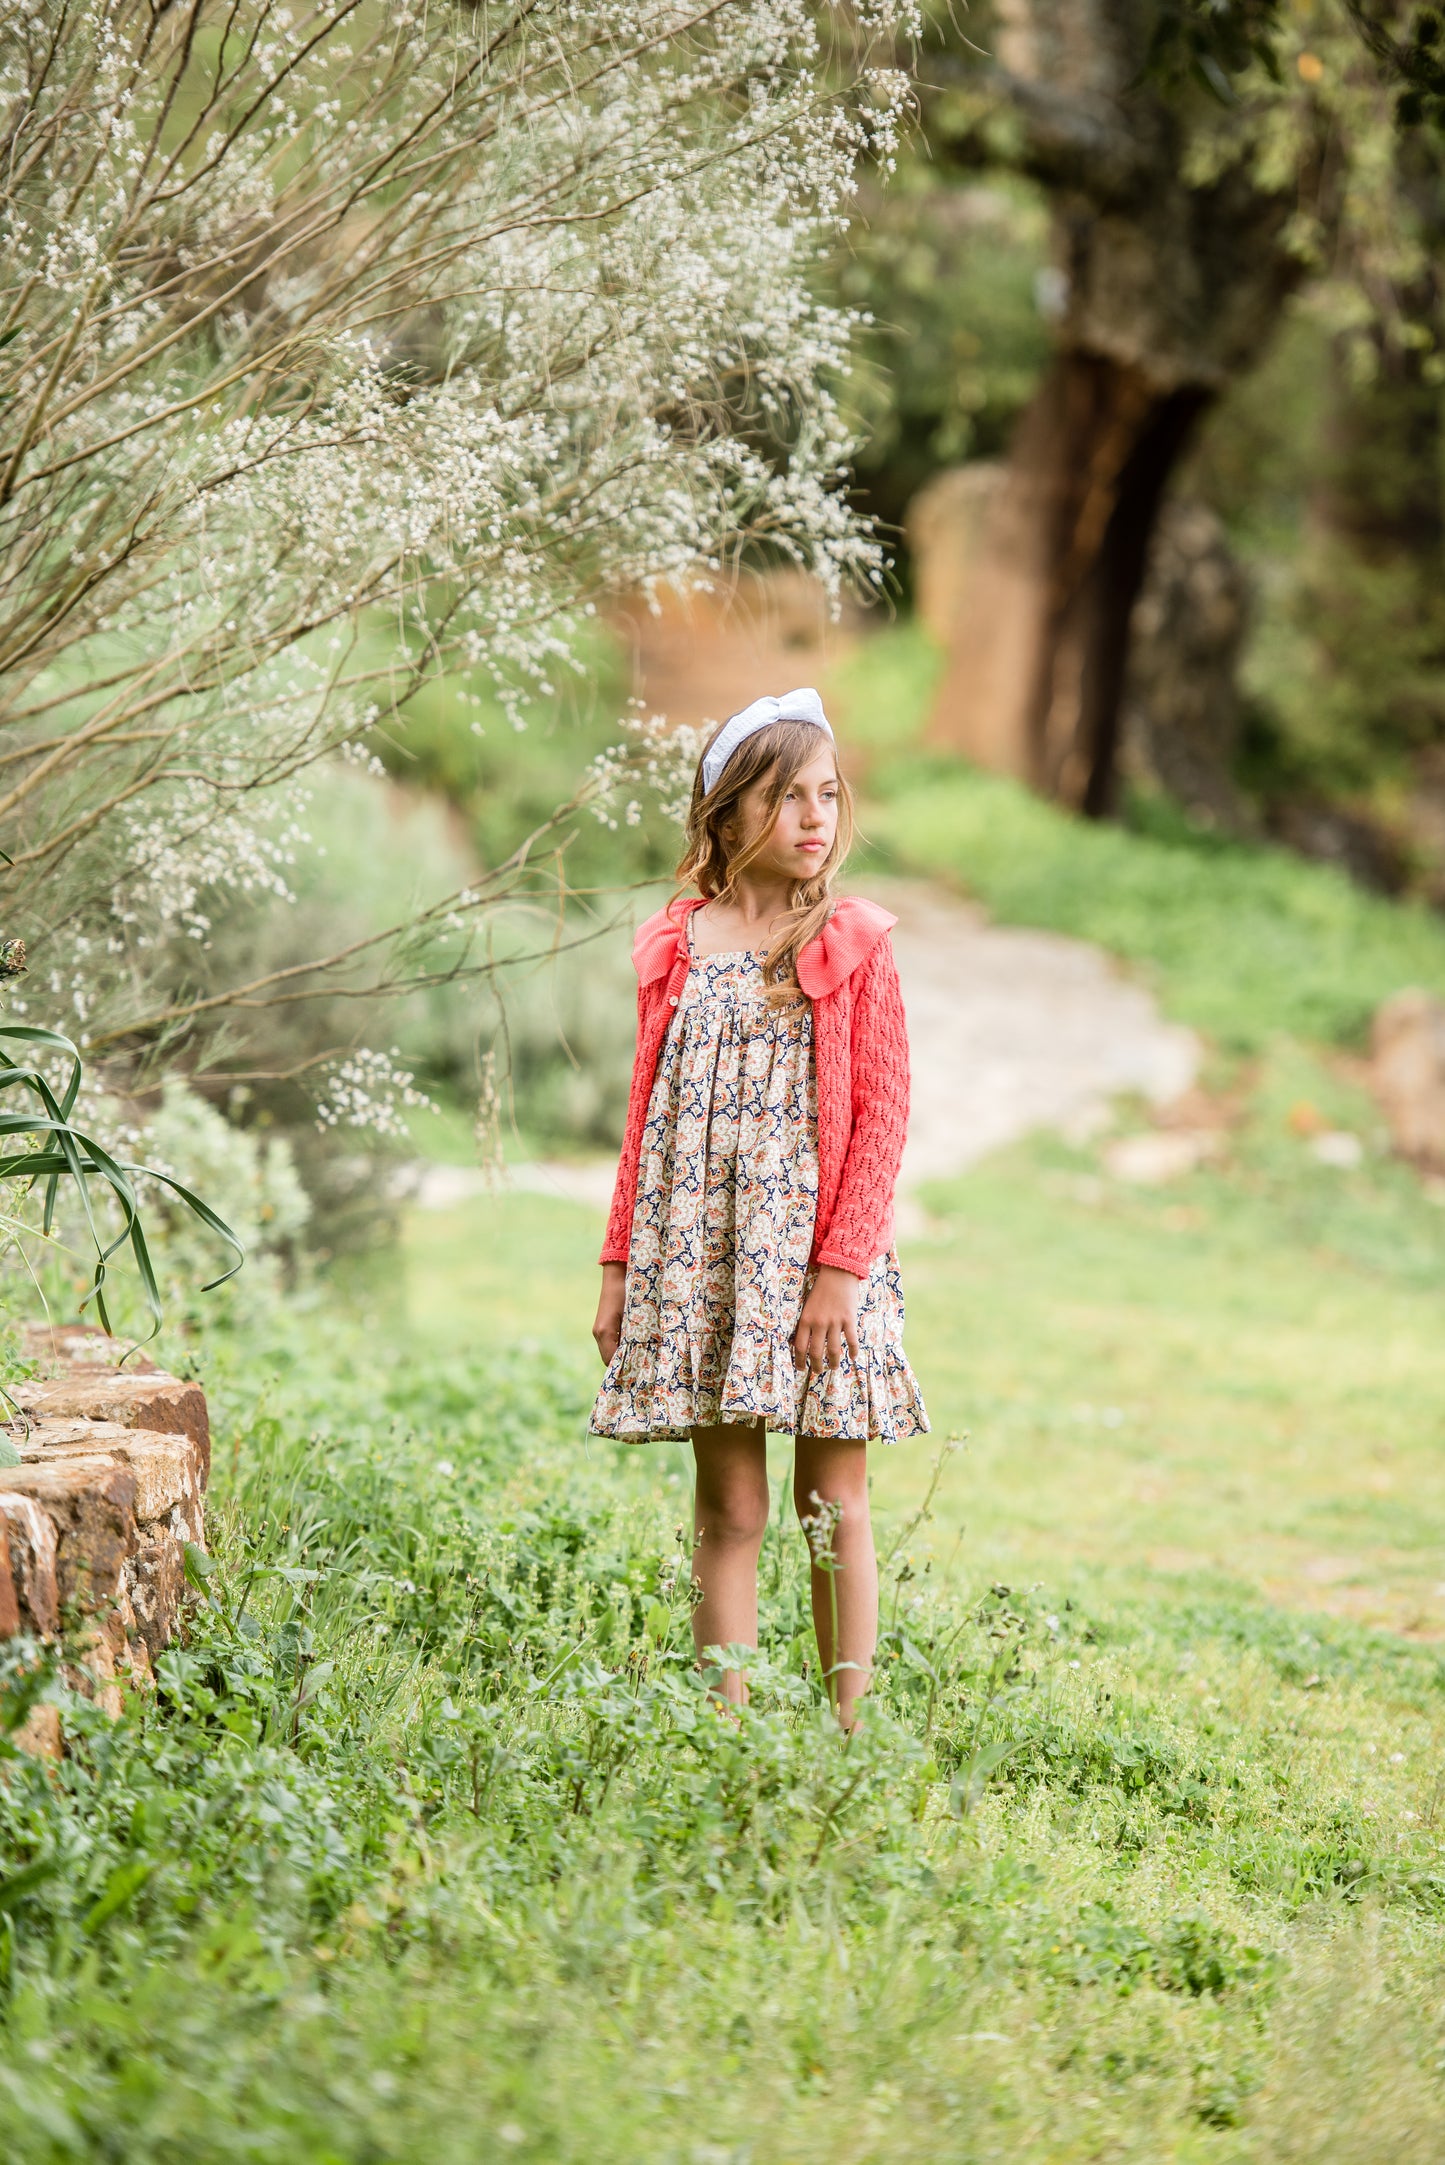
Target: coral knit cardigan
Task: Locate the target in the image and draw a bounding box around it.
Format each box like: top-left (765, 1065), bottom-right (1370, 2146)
top-left (600, 894), bottom-right (909, 1281)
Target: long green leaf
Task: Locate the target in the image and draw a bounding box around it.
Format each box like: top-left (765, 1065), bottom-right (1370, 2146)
top-left (81, 1859), bottom-right (153, 1934)
top-left (0, 1858), bottom-right (60, 1914)
top-left (126, 1166), bottom-right (246, 1289)
top-left (0, 1026), bottom-right (244, 1337)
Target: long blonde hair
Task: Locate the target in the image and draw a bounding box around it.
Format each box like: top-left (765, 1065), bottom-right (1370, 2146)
top-left (674, 716), bottom-right (855, 1002)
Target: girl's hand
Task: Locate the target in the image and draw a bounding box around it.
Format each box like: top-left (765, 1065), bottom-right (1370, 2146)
top-left (593, 1262), bottom-right (627, 1365)
top-left (792, 1266), bottom-right (863, 1374)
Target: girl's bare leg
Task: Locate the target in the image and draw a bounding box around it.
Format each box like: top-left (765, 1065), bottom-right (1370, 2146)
top-left (690, 1421), bottom-right (770, 1704)
top-left (794, 1435), bottom-right (877, 1730)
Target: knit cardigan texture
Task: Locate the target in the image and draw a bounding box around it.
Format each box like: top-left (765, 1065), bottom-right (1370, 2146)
top-left (600, 894), bottom-right (910, 1280)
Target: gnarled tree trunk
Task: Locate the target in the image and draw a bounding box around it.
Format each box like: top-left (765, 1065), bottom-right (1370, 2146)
top-left (926, 0), bottom-right (1326, 813)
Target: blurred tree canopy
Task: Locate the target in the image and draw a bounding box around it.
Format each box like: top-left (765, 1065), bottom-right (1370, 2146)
top-left (835, 175), bottom-right (1052, 552)
top-left (837, 0), bottom-right (1445, 880)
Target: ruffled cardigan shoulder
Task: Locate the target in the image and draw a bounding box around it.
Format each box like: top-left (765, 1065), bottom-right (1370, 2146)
top-left (601, 894), bottom-right (910, 1279)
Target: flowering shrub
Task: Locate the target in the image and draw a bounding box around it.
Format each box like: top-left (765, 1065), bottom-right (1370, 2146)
top-left (0, 0), bottom-right (914, 1128)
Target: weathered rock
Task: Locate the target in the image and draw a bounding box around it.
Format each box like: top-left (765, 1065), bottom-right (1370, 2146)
top-left (0, 1456), bottom-right (161, 1709)
top-left (125, 1534), bottom-right (189, 1663)
top-left (14, 1420), bottom-right (204, 1535)
top-left (608, 569), bottom-right (865, 744)
top-left (0, 1458), bottom-right (138, 1616)
top-left (1, 1333), bottom-right (212, 1747)
top-left (13, 1372), bottom-right (212, 1487)
top-left (77, 1588), bottom-right (150, 1714)
top-left (14, 1703), bottom-right (62, 1760)
top-left (20, 1322), bottom-right (156, 1375)
top-left (0, 1488), bottom-right (61, 1636)
top-left (1371, 990), bottom-right (1445, 1171)
top-left (4, 1419), bottom-right (206, 1670)
top-left (0, 1512), bottom-right (20, 1637)
top-left (907, 464), bottom-right (1002, 650)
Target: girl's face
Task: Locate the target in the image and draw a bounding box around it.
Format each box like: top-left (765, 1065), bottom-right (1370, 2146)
top-left (736, 744), bottom-right (839, 882)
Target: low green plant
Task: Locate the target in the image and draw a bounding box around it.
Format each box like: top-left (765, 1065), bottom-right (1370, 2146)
top-left (0, 1024), bottom-right (243, 1345)
top-left (1, 1314), bottom-right (1442, 2161)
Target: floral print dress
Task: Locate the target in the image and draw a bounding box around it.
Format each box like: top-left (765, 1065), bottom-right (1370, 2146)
top-left (589, 927), bottom-right (929, 1445)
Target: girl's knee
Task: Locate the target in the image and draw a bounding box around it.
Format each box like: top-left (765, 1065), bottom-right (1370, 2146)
top-left (696, 1474), bottom-right (770, 1548)
top-left (793, 1454), bottom-right (868, 1528)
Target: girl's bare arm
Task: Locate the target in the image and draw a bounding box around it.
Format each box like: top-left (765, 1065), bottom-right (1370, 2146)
top-left (593, 1261), bottom-right (627, 1364)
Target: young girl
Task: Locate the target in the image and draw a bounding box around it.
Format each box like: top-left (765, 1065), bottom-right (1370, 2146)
top-left (590, 687), bottom-right (928, 1728)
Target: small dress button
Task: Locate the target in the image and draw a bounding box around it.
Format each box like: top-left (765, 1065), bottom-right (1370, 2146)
top-left (669, 995), bottom-right (679, 1006)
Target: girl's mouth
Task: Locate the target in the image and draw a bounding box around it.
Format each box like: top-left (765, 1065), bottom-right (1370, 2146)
top-left (799, 839), bottom-right (826, 853)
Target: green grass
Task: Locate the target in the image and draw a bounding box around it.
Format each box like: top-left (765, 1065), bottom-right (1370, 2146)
top-left (5, 1110), bottom-right (1444, 2158)
top-left (823, 624), bottom-right (1445, 1050)
top-left (400, 1033), bottom-right (1445, 1637)
top-left (4, 1235), bottom-right (1445, 2160)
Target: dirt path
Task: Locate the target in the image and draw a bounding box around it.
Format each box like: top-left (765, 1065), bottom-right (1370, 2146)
top-left (411, 877), bottom-right (1198, 1211)
top-left (873, 879), bottom-right (1198, 1187)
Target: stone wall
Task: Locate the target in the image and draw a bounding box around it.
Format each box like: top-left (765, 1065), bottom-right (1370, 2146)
top-left (1, 1326), bottom-right (211, 1755)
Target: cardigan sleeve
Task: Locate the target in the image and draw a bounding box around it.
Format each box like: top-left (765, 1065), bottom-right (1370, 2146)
top-left (599, 977), bottom-right (654, 1264)
top-left (814, 936), bottom-right (910, 1277)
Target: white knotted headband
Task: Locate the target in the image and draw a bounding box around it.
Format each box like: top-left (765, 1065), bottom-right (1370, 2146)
top-left (700, 687), bottom-right (834, 797)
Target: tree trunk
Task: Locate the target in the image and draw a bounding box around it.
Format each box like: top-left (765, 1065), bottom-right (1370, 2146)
top-left (930, 350), bottom-right (1209, 810)
top-left (926, 0), bottom-right (1326, 811)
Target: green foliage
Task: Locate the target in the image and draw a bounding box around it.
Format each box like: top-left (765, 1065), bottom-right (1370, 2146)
top-left (836, 175), bottom-right (1050, 541)
top-left (0, 1025), bottom-right (242, 1343)
top-left (384, 635), bottom-right (678, 895)
top-left (368, 635), bottom-right (677, 1145)
top-left (122, 1082), bottom-right (310, 1331)
top-left (194, 758), bottom-right (478, 1088)
top-left (1190, 304), bottom-right (1445, 839)
top-left (1, 1306), bottom-right (1443, 2157)
top-left (1145, 0), bottom-right (1288, 98)
top-left (826, 617), bottom-right (947, 767)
